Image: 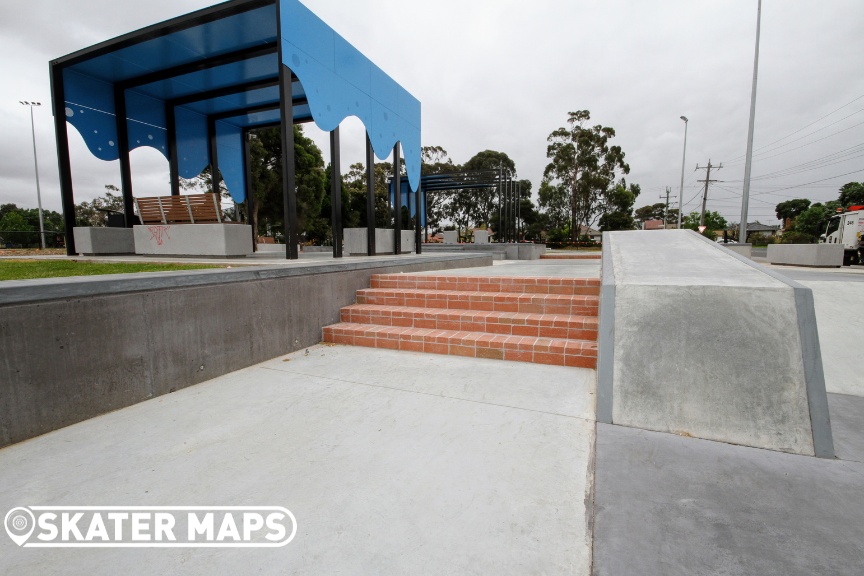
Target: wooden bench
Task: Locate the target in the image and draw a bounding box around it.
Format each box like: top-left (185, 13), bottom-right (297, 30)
top-left (133, 193), bottom-right (223, 225)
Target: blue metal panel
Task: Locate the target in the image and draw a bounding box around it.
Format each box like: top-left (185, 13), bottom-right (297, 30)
top-left (175, 106), bottom-right (209, 179)
top-left (389, 179), bottom-right (425, 226)
top-left (125, 90), bottom-right (168, 158)
top-left (279, 0), bottom-right (421, 191)
top-left (133, 54), bottom-right (279, 101)
top-left (62, 69), bottom-right (119, 161)
top-left (68, 6), bottom-right (277, 83)
top-left (215, 120), bottom-right (246, 203)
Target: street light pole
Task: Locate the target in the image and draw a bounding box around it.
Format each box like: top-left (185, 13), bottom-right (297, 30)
top-left (20, 101), bottom-right (45, 249)
top-left (740, 0), bottom-right (762, 244)
top-left (677, 116), bottom-right (688, 229)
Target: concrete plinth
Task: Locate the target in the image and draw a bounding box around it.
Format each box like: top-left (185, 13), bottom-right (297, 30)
top-left (134, 224), bottom-right (252, 256)
top-left (597, 229), bottom-right (833, 457)
top-left (718, 242), bottom-right (752, 258)
top-left (73, 227), bottom-right (134, 255)
top-left (344, 228), bottom-right (415, 255)
top-left (473, 229), bottom-right (489, 244)
top-left (422, 242), bottom-right (546, 260)
top-left (443, 230), bottom-right (458, 244)
top-left (768, 244), bottom-right (844, 267)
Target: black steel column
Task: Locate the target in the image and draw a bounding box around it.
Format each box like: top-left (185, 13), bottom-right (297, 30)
top-left (393, 143), bottom-right (401, 255)
top-left (365, 134), bottom-right (375, 256)
top-left (113, 85), bottom-right (135, 227)
top-left (208, 116), bottom-right (220, 195)
top-left (50, 63), bottom-right (77, 255)
top-left (243, 128), bottom-right (257, 251)
top-left (423, 186), bottom-right (429, 244)
top-left (414, 185), bottom-right (422, 255)
top-left (330, 126), bottom-right (343, 258)
top-left (279, 65), bottom-right (299, 259)
top-left (166, 103), bottom-right (180, 196)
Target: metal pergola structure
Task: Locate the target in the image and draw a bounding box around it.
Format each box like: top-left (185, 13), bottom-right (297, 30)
top-left (50, 0), bottom-right (421, 259)
top-left (413, 169), bottom-right (523, 243)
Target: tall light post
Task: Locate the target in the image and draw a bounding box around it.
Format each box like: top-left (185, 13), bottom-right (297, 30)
top-left (677, 116), bottom-right (688, 229)
top-left (20, 101), bottom-right (46, 249)
top-left (740, 0), bottom-right (762, 244)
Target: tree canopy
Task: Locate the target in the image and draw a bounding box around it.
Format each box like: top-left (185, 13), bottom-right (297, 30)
top-left (542, 110), bottom-right (630, 241)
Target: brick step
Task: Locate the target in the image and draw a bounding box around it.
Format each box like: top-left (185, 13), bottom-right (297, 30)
top-left (371, 274), bottom-right (600, 296)
top-left (323, 323), bottom-right (597, 368)
top-left (341, 304), bottom-right (598, 340)
top-left (355, 288), bottom-right (599, 316)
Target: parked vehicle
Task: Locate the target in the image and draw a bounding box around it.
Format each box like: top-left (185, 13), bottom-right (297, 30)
top-left (820, 206), bottom-right (864, 266)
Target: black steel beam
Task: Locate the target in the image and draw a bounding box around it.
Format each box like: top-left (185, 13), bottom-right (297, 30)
top-left (330, 126), bottom-right (342, 258)
top-left (166, 101), bottom-right (180, 195)
top-left (50, 63), bottom-right (77, 255)
top-left (113, 85), bottom-right (135, 227)
top-left (279, 63), bottom-right (299, 260)
top-left (208, 96), bottom-right (307, 122)
top-left (393, 143), bottom-right (401, 255)
top-left (118, 43), bottom-right (277, 90)
top-left (167, 77), bottom-right (280, 107)
top-left (208, 116), bottom-right (219, 195)
top-left (366, 134), bottom-right (375, 256)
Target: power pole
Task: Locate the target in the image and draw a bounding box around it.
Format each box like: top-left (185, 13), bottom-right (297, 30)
top-left (695, 160), bottom-right (722, 227)
top-left (660, 187), bottom-right (676, 228)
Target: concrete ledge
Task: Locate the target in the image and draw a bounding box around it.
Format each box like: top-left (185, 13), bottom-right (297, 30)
top-left (73, 227), bottom-right (134, 255)
top-left (134, 223), bottom-right (253, 256)
top-left (421, 243), bottom-right (546, 260)
top-left (0, 254), bottom-right (492, 447)
top-left (344, 228), bottom-right (415, 255)
top-left (718, 242), bottom-right (752, 259)
top-left (597, 229), bottom-right (833, 457)
top-left (767, 243), bottom-right (843, 267)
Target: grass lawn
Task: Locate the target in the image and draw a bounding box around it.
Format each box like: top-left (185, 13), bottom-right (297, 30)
top-left (0, 259), bottom-right (224, 281)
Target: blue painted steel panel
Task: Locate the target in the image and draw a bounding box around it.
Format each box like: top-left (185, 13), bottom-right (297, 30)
top-left (215, 121), bottom-right (246, 203)
top-left (175, 106), bottom-right (209, 179)
top-left (389, 179), bottom-right (426, 226)
top-left (62, 69), bottom-right (119, 161)
top-left (125, 90), bottom-right (168, 158)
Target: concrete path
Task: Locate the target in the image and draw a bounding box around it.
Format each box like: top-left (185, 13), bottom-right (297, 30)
top-left (0, 344), bottom-right (597, 575)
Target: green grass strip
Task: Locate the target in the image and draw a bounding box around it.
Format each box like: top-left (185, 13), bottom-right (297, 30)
top-left (0, 259), bottom-right (224, 281)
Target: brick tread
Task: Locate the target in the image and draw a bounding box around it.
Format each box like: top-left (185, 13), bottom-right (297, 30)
top-left (371, 274), bottom-right (600, 295)
top-left (323, 323), bottom-right (597, 368)
top-left (356, 288), bottom-right (598, 315)
top-left (341, 304), bottom-right (598, 340)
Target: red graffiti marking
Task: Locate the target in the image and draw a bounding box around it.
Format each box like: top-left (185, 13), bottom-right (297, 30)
top-left (148, 225), bottom-right (171, 246)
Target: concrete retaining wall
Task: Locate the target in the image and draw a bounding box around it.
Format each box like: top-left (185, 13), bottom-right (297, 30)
top-left (344, 228), bottom-right (415, 255)
top-left (767, 243), bottom-right (843, 267)
top-left (0, 254), bottom-right (491, 447)
top-left (597, 230), bottom-right (833, 457)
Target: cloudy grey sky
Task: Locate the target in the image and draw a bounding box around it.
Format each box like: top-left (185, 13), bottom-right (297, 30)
top-left (2, 0), bottom-right (864, 226)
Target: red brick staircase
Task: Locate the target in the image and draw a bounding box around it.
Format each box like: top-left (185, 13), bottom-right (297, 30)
top-left (322, 274), bottom-right (599, 368)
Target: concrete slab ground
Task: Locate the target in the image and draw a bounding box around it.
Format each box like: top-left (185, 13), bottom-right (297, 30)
top-left (0, 344), bottom-right (597, 575)
top-left (592, 423), bottom-right (864, 576)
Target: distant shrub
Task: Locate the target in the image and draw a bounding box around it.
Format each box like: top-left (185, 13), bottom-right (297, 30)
top-left (780, 231), bottom-right (816, 244)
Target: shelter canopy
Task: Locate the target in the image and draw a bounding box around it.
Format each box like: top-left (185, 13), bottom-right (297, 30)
top-left (52, 0), bottom-right (421, 205)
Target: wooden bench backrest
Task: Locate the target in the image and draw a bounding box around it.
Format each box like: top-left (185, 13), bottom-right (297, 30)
top-left (134, 193), bottom-right (222, 225)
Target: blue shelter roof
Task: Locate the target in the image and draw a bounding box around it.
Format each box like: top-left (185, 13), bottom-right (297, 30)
top-left (53, 0), bottom-right (421, 202)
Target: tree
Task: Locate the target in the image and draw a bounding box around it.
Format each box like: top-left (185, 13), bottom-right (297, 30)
top-left (75, 185), bottom-right (125, 227)
top-left (542, 110), bottom-right (630, 241)
top-left (839, 182), bottom-right (864, 208)
top-left (682, 210), bottom-right (727, 238)
top-left (599, 180), bottom-right (640, 231)
top-left (461, 150), bottom-right (516, 231)
top-left (0, 211), bottom-right (31, 232)
top-left (775, 198), bottom-right (811, 226)
top-left (785, 202), bottom-right (840, 241)
top-left (421, 146), bottom-right (456, 235)
top-left (634, 202), bottom-right (666, 225)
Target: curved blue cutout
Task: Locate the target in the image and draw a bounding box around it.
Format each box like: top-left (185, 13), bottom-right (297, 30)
top-left (63, 69), bottom-right (120, 161)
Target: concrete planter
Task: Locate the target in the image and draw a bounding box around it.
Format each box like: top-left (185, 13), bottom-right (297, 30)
top-left (767, 244), bottom-right (843, 267)
top-left (73, 227), bottom-right (135, 255)
top-left (133, 223), bottom-right (253, 257)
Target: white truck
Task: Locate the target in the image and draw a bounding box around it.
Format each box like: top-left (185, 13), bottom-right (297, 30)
top-left (821, 207), bottom-right (864, 266)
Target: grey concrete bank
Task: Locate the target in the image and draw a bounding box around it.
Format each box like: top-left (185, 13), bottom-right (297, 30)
top-left (768, 243), bottom-right (844, 267)
top-left (0, 254), bottom-right (491, 447)
top-left (596, 230), bottom-right (833, 457)
top-left (422, 242), bottom-right (546, 260)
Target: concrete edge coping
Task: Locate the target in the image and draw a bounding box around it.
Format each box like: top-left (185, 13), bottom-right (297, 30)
top-left (691, 231), bottom-right (835, 457)
top-left (596, 236), bottom-right (615, 424)
top-left (0, 254), bottom-right (492, 307)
